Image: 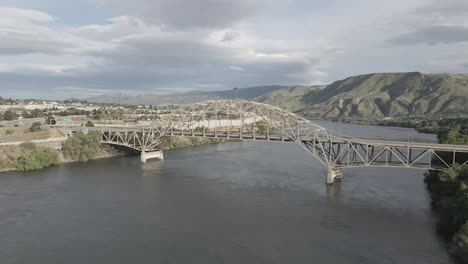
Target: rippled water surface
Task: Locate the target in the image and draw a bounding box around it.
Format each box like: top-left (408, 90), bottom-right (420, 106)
top-left (0, 123), bottom-right (455, 264)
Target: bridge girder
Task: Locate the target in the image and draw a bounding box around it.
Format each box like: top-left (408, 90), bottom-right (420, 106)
top-left (58, 99), bottom-right (468, 184)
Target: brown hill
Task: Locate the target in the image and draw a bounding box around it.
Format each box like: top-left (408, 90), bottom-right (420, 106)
top-left (256, 72), bottom-right (468, 118)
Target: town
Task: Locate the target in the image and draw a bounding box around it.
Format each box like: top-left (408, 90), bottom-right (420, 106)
top-left (0, 97), bottom-right (161, 129)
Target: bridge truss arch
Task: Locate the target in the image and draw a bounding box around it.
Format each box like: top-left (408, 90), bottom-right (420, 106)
top-left (70, 99), bottom-right (468, 184)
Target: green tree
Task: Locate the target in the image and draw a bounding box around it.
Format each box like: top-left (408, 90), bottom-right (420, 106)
top-left (3, 110), bottom-right (17, 120)
top-left (453, 221), bottom-right (468, 250)
top-left (46, 114), bottom-right (56, 125)
top-left (255, 121), bottom-right (268, 134)
top-left (16, 144), bottom-right (59, 171)
top-left (30, 108), bottom-right (42, 118)
top-left (439, 128), bottom-right (468, 145)
top-left (62, 131), bottom-right (101, 161)
top-left (29, 122), bottom-right (42, 132)
top-left (424, 118), bottom-right (468, 260)
top-left (21, 110), bottom-right (30, 118)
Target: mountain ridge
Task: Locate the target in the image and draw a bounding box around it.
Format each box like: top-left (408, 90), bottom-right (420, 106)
top-left (87, 85), bottom-right (289, 105)
top-left (87, 72), bottom-right (468, 118)
top-left (256, 72), bottom-right (468, 118)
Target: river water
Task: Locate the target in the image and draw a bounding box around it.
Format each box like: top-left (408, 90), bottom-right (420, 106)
top-left (0, 123), bottom-right (456, 264)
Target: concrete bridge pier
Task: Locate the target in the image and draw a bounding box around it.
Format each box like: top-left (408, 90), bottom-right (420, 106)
top-left (140, 150), bottom-right (164, 163)
top-left (327, 167), bottom-right (342, 185)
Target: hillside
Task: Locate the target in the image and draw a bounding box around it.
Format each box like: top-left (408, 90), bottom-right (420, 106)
top-left (254, 85), bottom-right (325, 112)
top-left (88, 72), bottom-right (468, 119)
top-left (256, 72), bottom-right (468, 119)
top-left (87, 85), bottom-right (288, 105)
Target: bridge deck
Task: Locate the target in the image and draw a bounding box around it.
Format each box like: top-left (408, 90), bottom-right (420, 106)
top-left (60, 126), bottom-right (468, 153)
top-left (51, 99), bottom-right (468, 184)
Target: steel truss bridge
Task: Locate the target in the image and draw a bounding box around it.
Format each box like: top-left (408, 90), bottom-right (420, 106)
top-left (58, 100), bottom-right (468, 184)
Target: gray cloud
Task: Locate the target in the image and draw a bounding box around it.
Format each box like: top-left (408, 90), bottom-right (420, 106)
top-left (388, 25), bottom-right (468, 46)
top-left (221, 30), bottom-right (240, 42)
top-left (0, 11), bottom-right (335, 98)
top-left (387, 0), bottom-right (468, 46)
top-left (0, 7), bottom-right (71, 55)
top-left (96, 0), bottom-right (274, 28)
top-left (0, 29), bottom-right (75, 55)
top-left (416, 0), bottom-right (468, 16)
top-left (2, 1), bottom-right (468, 100)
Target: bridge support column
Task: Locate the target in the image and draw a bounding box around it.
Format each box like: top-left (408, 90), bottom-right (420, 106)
top-left (327, 167), bottom-right (342, 185)
top-left (140, 150), bottom-right (164, 163)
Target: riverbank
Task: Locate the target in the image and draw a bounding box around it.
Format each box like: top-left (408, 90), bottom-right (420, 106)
top-left (330, 116), bottom-right (468, 135)
top-left (0, 133), bottom-right (226, 173)
top-left (0, 142), bottom-right (123, 173)
top-left (423, 128), bottom-right (468, 263)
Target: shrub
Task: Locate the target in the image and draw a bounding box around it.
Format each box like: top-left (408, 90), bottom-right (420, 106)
top-left (29, 122), bottom-right (42, 132)
top-left (438, 128), bottom-right (468, 145)
top-left (454, 221), bottom-right (468, 249)
top-left (46, 115), bottom-right (56, 125)
top-left (194, 126), bottom-right (206, 133)
top-left (20, 142), bottom-right (37, 151)
top-left (426, 165), bottom-right (468, 239)
top-left (62, 131), bottom-right (101, 161)
top-left (16, 147), bottom-right (59, 171)
top-left (3, 110), bottom-right (17, 120)
top-left (255, 121), bottom-right (269, 134)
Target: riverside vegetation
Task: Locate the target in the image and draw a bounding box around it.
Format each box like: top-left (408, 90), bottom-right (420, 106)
top-left (15, 142), bottom-right (59, 171)
top-left (2, 130), bottom-right (224, 172)
top-left (62, 131), bottom-right (102, 162)
top-left (12, 132), bottom-right (103, 171)
top-left (424, 127), bottom-right (468, 262)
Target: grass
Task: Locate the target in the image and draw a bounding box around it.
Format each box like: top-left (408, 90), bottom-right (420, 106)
top-left (0, 128), bottom-right (64, 142)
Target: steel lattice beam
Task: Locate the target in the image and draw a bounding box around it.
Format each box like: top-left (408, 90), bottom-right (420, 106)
top-left (56, 99), bottom-right (468, 173)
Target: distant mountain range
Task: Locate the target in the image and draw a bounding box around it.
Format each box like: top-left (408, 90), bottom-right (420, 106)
top-left (88, 72), bottom-right (468, 118)
top-left (256, 72), bottom-right (468, 118)
top-left (87, 85), bottom-right (288, 105)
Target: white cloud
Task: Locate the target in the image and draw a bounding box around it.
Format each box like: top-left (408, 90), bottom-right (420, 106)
top-left (0, 63), bottom-right (73, 75)
top-left (229, 66), bottom-right (246, 72)
top-left (0, 7), bottom-right (54, 24)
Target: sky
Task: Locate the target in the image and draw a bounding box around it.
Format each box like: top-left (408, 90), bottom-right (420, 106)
top-left (0, 0), bottom-right (467, 99)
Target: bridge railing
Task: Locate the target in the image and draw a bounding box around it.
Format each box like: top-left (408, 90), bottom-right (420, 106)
top-left (53, 100), bottom-right (468, 179)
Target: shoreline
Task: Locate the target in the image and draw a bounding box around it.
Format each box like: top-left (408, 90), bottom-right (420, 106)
top-left (0, 135), bottom-right (226, 173)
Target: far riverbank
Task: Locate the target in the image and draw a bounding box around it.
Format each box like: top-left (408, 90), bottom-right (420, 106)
top-left (0, 134), bottom-right (225, 173)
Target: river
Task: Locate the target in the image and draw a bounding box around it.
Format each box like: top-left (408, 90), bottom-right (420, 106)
top-left (0, 123), bottom-right (456, 263)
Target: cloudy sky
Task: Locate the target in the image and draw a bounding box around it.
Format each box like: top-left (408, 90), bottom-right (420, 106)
top-left (0, 0), bottom-right (467, 99)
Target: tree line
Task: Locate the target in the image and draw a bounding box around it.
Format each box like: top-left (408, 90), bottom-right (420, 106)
top-left (425, 128), bottom-right (468, 261)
